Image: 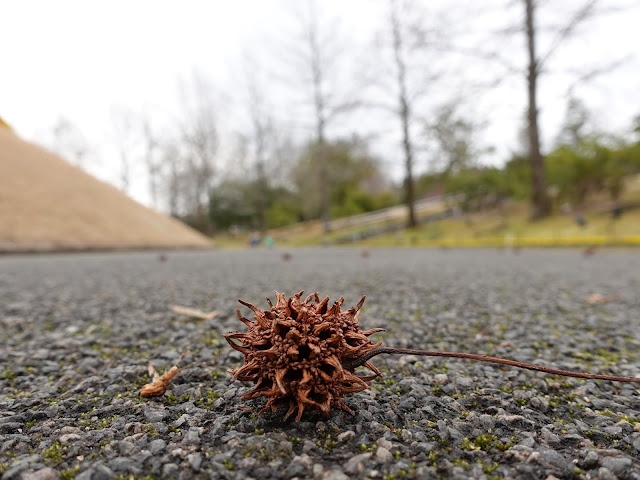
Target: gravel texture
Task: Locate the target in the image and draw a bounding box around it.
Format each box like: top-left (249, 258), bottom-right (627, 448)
top-left (1, 247), bottom-right (640, 480)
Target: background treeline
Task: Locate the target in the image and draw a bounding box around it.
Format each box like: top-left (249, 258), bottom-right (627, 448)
top-left (46, 1), bottom-right (640, 235)
top-left (209, 105), bottom-right (640, 233)
top-left (423, 107), bottom-right (640, 217)
top-left (209, 137), bottom-right (399, 232)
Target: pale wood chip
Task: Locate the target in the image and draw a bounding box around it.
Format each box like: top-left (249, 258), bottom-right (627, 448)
top-left (169, 304), bottom-right (219, 320)
top-left (585, 293), bottom-right (621, 305)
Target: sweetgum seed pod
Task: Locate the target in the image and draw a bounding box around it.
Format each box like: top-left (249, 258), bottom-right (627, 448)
top-left (225, 291), bottom-right (382, 421)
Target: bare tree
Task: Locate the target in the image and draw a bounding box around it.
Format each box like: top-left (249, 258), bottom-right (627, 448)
top-left (521, 0), bottom-right (613, 219)
top-left (242, 58), bottom-right (277, 234)
top-left (51, 117), bottom-right (90, 168)
top-left (366, 0), bottom-right (448, 228)
top-left (524, 0), bottom-right (551, 219)
top-left (110, 108), bottom-right (136, 194)
top-left (554, 96), bottom-right (591, 147)
top-left (428, 103), bottom-right (484, 176)
top-left (290, 0), bottom-right (331, 232)
top-left (281, 0), bottom-right (362, 233)
top-left (307, 1), bottom-right (330, 233)
top-left (141, 118), bottom-right (161, 209)
top-left (390, 0), bottom-right (417, 227)
top-left (436, 0), bottom-right (625, 219)
top-left (164, 142), bottom-right (183, 217)
top-left (154, 136), bottom-right (186, 218)
top-left (227, 52), bottom-right (298, 234)
top-left (177, 72), bottom-right (219, 233)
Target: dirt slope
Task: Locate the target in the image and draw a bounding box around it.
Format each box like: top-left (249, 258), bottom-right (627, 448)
top-left (0, 128), bottom-right (211, 251)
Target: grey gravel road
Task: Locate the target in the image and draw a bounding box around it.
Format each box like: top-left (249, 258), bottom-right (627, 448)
top-left (1, 248), bottom-right (640, 480)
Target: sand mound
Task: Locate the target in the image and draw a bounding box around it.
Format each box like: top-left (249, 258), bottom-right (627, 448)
top-left (0, 128), bottom-right (211, 252)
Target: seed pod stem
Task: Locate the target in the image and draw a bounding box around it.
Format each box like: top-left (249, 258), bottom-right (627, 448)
top-left (345, 347), bottom-right (640, 383)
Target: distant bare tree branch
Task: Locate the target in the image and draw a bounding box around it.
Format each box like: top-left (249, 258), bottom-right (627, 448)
top-left (564, 54), bottom-right (634, 96)
top-left (51, 117), bottom-right (91, 169)
top-left (538, 0), bottom-right (598, 69)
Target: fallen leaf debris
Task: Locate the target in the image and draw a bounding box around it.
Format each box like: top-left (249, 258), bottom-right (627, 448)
top-left (140, 351), bottom-right (188, 397)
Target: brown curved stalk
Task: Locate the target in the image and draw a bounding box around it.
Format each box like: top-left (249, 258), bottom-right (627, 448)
top-left (344, 347), bottom-right (640, 383)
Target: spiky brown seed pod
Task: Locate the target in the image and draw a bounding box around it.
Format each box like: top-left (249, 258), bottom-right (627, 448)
top-left (224, 291), bottom-right (384, 421)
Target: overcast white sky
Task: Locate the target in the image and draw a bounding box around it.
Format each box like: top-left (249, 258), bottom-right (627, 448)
top-left (1, 0), bottom-right (639, 208)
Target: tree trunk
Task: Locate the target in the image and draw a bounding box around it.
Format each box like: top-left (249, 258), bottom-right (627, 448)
top-left (525, 0), bottom-right (552, 220)
top-left (307, 2), bottom-right (331, 233)
top-left (317, 132), bottom-right (330, 233)
top-left (255, 160), bottom-right (268, 235)
top-left (400, 102), bottom-right (416, 228)
top-left (253, 118), bottom-right (268, 235)
top-left (143, 122), bottom-right (159, 209)
top-left (391, 0), bottom-right (417, 228)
